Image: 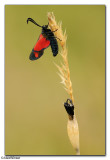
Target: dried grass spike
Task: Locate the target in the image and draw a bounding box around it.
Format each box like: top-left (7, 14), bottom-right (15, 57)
top-left (48, 12), bottom-right (80, 155)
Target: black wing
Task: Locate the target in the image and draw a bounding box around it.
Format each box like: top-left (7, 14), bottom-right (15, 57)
top-left (29, 49), bottom-right (44, 61)
top-left (50, 37), bottom-right (58, 57)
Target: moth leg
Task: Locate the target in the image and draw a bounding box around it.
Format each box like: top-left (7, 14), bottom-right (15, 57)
top-left (54, 36), bottom-right (62, 41)
top-left (47, 34), bottom-right (62, 41)
top-left (52, 29), bottom-right (58, 32)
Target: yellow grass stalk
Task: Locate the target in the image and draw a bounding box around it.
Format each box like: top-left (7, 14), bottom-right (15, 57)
top-left (47, 12), bottom-right (80, 155)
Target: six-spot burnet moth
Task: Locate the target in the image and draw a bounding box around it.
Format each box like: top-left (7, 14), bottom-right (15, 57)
top-left (27, 18), bottom-right (61, 60)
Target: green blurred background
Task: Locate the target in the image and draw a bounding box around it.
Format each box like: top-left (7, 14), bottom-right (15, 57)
top-left (5, 5), bottom-right (105, 155)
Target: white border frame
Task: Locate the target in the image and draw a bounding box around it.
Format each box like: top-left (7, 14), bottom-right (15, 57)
top-left (0, 0), bottom-right (109, 159)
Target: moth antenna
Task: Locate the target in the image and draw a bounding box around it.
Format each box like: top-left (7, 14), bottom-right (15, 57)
top-left (27, 18), bottom-right (42, 28)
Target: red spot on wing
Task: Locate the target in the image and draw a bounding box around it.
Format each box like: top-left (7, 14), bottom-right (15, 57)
top-left (34, 52), bottom-right (39, 58)
top-left (34, 34), bottom-right (50, 51)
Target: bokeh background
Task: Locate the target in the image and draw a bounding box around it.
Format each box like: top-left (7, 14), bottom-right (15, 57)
top-left (5, 5), bottom-right (105, 155)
